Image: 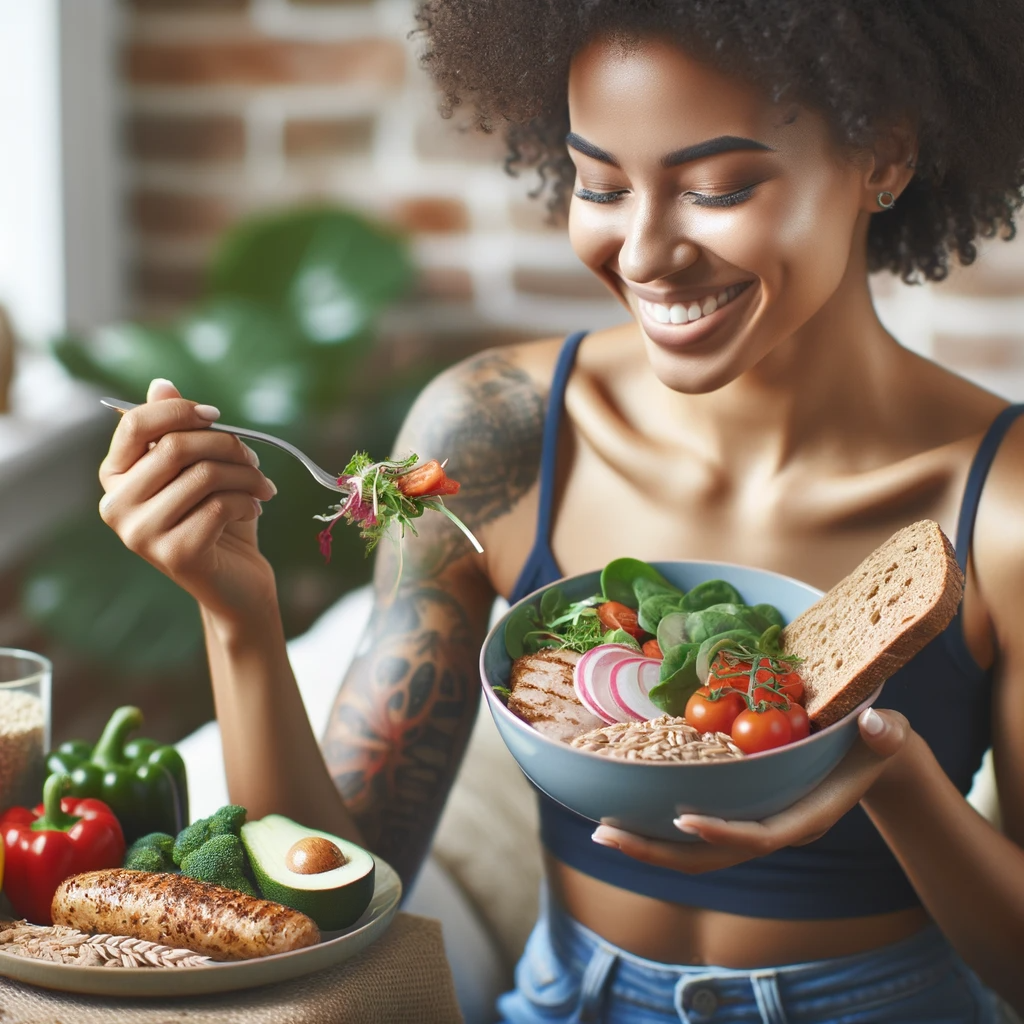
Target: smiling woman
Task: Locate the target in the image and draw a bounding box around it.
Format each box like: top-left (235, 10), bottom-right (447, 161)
top-left (97, 3), bottom-right (1024, 1022)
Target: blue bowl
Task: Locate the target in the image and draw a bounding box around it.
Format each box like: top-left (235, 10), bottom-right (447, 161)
top-left (480, 561), bottom-right (883, 841)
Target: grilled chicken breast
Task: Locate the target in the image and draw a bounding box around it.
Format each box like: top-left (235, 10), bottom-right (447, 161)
top-left (51, 869), bottom-right (320, 961)
top-left (507, 648), bottom-right (603, 743)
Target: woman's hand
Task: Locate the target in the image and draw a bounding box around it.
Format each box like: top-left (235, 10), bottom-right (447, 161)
top-left (591, 707), bottom-right (912, 873)
top-left (98, 378), bottom-right (279, 622)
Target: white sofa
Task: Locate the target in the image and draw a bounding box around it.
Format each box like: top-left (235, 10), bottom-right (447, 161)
top-left (177, 585), bottom-right (1004, 1024)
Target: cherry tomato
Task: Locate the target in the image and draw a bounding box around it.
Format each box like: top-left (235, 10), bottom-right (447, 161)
top-left (396, 460), bottom-right (460, 497)
top-left (751, 682), bottom-right (788, 707)
top-left (784, 702), bottom-right (810, 741)
top-left (596, 601), bottom-right (644, 639)
top-left (731, 707), bottom-right (792, 754)
top-left (710, 654), bottom-right (752, 692)
top-left (642, 639), bottom-right (663, 660)
top-left (775, 669), bottom-right (804, 704)
top-left (685, 687), bottom-right (745, 735)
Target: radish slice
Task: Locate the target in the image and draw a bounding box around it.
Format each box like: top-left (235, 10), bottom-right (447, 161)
top-left (574, 645), bottom-right (636, 724)
top-left (608, 658), bottom-right (652, 721)
top-left (609, 657), bottom-right (663, 721)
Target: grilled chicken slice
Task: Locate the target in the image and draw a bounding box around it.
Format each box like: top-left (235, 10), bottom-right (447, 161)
top-left (507, 648), bottom-right (603, 743)
top-left (51, 869), bottom-right (320, 961)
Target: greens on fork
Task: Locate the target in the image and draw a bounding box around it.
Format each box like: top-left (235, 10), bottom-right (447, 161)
top-left (315, 451), bottom-right (483, 562)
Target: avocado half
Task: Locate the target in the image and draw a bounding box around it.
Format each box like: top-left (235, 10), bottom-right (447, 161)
top-left (240, 815), bottom-right (375, 931)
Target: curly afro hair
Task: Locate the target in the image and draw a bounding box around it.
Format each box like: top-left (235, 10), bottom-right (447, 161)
top-left (415, 0), bottom-right (1024, 282)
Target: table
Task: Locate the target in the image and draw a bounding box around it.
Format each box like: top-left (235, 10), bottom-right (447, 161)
top-left (0, 912), bottom-right (463, 1023)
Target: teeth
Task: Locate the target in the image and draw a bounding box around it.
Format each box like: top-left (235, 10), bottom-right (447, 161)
top-left (642, 283), bottom-right (748, 328)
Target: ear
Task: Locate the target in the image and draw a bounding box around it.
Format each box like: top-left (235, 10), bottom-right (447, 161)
top-left (859, 121), bottom-right (918, 213)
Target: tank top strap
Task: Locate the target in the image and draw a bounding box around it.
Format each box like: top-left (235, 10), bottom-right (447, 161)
top-left (945, 403), bottom-right (1024, 676)
top-left (954, 404), bottom-right (1024, 571)
top-left (535, 331), bottom-right (588, 542)
top-left (506, 332), bottom-right (587, 606)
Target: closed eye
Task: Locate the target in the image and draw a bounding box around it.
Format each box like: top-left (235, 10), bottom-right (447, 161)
top-left (687, 184), bottom-right (758, 208)
top-left (574, 187), bottom-right (629, 204)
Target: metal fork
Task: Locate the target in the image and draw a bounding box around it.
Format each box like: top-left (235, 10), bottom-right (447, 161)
top-left (100, 397), bottom-right (349, 494)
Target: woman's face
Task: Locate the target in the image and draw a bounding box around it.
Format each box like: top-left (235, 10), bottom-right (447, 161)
top-left (567, 35), bottom-right (873, 393)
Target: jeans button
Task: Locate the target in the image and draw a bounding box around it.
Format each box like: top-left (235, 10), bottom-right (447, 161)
top-left (690, 986), bottom-right (718, 1017)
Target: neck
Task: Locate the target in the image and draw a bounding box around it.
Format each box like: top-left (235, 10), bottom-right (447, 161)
top-left (649, 252), bottom-right (903, 475)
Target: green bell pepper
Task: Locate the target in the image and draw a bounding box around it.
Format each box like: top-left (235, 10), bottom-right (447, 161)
top-left (45, 705), bottom-right (189, 845)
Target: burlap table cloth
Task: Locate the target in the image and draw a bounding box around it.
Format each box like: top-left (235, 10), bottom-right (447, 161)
top-left (0, 913), bottom-right (463, 1024)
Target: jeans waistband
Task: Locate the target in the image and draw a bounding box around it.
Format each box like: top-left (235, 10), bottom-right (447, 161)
top-left (544, 890), bottom-right (966, 1022)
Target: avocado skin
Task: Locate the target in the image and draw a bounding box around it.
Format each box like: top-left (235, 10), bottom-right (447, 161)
top-left (240, 819), bottom-right (376, 931)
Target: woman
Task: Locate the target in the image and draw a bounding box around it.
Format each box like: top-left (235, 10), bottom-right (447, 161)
top-left (99, 2), bottom-right (1024, 1020)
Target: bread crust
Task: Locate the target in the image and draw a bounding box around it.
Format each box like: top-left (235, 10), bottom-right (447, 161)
top-left (782, 521), bottom-right (964, 729)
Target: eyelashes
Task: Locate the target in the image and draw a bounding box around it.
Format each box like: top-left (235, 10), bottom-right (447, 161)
top-left (573, 187), bottom-right (629, 204)
top-left (573, 184), bottom-right (758, 208)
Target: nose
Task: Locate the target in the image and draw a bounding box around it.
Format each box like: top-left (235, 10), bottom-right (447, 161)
top-left (617, 195), bottom-right (700, 284)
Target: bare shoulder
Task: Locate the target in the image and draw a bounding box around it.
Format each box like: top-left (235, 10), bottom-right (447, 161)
top-left (390, 337), bottom-right (565, 578)
top-left (974, 409), bottom-right (1024, 610)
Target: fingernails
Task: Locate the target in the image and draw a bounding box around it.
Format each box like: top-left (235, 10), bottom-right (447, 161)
top-left (194, 404), bottom-right (221, 421)
top-left (99, 492), bottom-right (114, 514)
top-left (147, 377), bottom-right (176, 401)
top-left (242, 444), bottom-right (260, 468)
top-left (861, 708), bottom-right (885, 736)
top-left (265, 478), bottom-right (277, 496)
top-left (591, 829), bottom-right (620, 850)
top-left (252, 498), bottom-right (263, 517)
top-left (673, 817), bottom-right (702, 835)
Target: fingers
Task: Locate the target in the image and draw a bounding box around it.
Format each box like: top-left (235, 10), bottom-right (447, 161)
top-left (101, 398), bottom-right (222, 480)
top-left (115, 461), bottom-right (275, 541)
top-left (102, 429), bottom-right (267, 512)
top-left (591, 825), bottom-right (753, 873)
top-left (147, 377), bottom-right (181, 402)
top-left (145, 491), bottom-right (263, 574)
top-left (857, 707), bottom-right (909, 758)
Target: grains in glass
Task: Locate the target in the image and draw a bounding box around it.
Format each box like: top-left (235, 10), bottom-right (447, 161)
top-left (0, 649), bottom-right (51, 812)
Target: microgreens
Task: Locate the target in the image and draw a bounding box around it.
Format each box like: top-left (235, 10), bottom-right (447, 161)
top-left (314, 450), bottom-right (483, 564)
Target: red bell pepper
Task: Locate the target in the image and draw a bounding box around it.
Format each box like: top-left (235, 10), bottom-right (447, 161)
top-left (0, 772), bottom-right (125, 924)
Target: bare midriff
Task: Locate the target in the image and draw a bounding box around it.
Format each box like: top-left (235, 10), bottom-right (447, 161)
top-left (545, 852), bottom-right (931, 967)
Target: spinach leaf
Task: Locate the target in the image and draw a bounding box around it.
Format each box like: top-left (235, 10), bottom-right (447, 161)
top-left (752, 603), bottom-right (785, 629)
top-left (504, 603), bottom-right (542, 658)
top-left (680, 579), bottom-right (743, 612)
top-left (649, 643), bottom-right (701, 715)
top-left (600, 558), bottom-right (676, 607)
top-left (684, 604), bottom-right (760, 644)
top-left (656, 611), bottom-right (689, 651)
top-left (638, 592), bottom-right (687, 634)
top-left (540, 587), bottom-right (568, 623)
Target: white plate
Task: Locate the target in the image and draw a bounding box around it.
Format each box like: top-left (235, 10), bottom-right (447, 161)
top-left (0, 856), bottom-right (402, 998)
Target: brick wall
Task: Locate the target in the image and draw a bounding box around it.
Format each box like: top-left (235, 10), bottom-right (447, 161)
top-left (119, 0), bottom-right (1024, 394)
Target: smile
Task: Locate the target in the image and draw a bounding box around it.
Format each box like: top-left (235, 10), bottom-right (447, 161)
top-left (637, 281), bottom-right (753, 326)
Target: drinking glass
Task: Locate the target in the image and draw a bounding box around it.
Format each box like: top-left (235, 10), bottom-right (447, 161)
top-left (0, 648), bottom-right (52, 812)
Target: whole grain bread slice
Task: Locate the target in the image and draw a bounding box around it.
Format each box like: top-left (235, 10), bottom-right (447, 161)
top-left (781, 520), bottom-right (964, 729)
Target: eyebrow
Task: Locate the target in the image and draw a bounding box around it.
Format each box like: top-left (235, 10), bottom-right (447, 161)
top-left (565, 132), bottom-right (773, 168)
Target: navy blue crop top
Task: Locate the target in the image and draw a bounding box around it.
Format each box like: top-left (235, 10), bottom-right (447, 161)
top-left (509, 330), bottom-right (1024, 920)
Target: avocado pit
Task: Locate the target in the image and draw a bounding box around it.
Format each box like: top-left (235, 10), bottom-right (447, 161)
top-left (286, 836), bottom-right (347, 874)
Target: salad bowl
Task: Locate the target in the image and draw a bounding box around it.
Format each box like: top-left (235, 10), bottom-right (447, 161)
top-left (479, 560), bottom-right (884, 842)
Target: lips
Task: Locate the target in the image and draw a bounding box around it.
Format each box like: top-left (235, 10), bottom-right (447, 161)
top-left (629, 279), bottom-right (758, 349)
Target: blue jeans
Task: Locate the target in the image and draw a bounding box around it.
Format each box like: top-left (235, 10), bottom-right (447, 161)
top-left (497, 892), bottom-right (1007, 1023)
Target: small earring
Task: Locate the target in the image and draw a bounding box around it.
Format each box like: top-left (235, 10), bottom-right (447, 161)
top-left (876, 191), bottom-right (896, 210)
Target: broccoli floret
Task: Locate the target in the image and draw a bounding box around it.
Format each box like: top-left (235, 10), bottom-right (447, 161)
top-left (208, 804), bottom-right (247, 837)
top-left (172, 805), bottom-right (247, 866)
top-left (124, 832), bottom-right (175, 872)
top-left (179, 833), bottom-right (256, 896)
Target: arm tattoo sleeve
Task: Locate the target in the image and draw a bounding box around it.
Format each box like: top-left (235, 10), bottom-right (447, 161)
top-left (321, 350), bottom-right (546, 884)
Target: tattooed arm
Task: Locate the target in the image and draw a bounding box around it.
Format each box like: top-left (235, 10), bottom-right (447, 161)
top-left (320, 349), bottom-right (546, 884)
